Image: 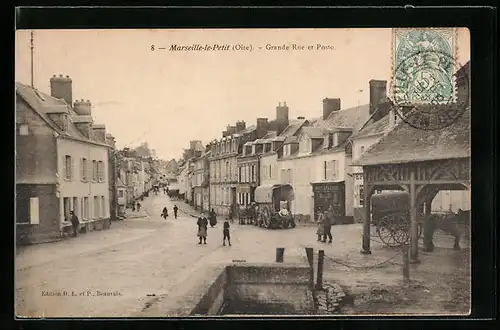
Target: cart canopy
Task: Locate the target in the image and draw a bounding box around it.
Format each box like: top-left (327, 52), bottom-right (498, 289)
top-left (371, 191), bottom-right (409, 213)
top-left (254, 184), bottom-right (295, 203)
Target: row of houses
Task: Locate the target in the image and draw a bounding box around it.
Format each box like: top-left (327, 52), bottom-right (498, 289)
top-left (177, 69), bottom-right (471, 223)
top-left (15, 75), bottom-right (158, 245)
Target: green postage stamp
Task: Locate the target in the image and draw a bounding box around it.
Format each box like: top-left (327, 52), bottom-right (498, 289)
top-left (392, 28), bottom-right (458, 106)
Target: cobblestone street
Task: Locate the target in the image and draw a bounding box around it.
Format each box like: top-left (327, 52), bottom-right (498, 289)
top-left (16, 194), bottom-right (470, 317)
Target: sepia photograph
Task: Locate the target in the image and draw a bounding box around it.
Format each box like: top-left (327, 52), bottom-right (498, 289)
top-left (15, 27), bottom-right (471, 318)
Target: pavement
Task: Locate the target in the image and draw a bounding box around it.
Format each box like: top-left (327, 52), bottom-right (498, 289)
top-left (15, 193), bottom-right (471, 317)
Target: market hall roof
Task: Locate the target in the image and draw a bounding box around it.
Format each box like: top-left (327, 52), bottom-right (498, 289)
top-left (353, 106), bottom-right (471, 166)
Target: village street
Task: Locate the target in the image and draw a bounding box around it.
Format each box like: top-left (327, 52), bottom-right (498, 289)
top-left (15, 194), bottom-right (470, 317)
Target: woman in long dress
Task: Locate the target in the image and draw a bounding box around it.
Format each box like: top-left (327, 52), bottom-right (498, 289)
top-left (197, 216), bottom-right (208, 244)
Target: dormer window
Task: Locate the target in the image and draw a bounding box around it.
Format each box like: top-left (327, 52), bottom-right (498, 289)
top-left (328, 133), bottom-right (334, 148)
top-left (299, 136), bottom-right (310, 154)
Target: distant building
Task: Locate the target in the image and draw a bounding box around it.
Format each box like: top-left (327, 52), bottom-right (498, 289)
top-left (209, 122), bottom-right (254, 216)
top-left (16, 76), bottom-right (113, 244)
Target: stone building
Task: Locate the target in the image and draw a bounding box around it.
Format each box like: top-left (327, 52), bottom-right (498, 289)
top-left (16, 75), bottom-right (113, 244)
top-left (208, 122), bottom-right (254, 217)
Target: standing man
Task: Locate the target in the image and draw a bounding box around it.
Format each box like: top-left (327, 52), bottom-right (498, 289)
top-left (173, 205), bottom-right (178, 219)
top-left (223, 218), bottom-right (231, 246)
top-left (322, 205), bottom-right (334, 243)
top-left (70, 211), bottom-right (80, 237)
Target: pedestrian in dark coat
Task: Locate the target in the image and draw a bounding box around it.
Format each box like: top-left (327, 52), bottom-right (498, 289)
top-left (173, 205), bottom-right (178, 219)
top-left (209, 209), bottom-right (217, 227)
top-left (161, 207), bottom-right (168, 219)
top-left (223, 218), bottom-right (231, 246)
top-left (322, 206), bottom-right (335, 243)
top-left (197, 216), bottom-right (208, 244)
top-left (70, 211), bottom-right (79, 237)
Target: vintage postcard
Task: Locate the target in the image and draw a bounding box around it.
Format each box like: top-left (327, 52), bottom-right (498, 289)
top-left (15, 28), bottom-right (470, 317)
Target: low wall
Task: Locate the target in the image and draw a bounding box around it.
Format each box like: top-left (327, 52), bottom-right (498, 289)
top-left (188, 263), bottom-right (314, 316)
top-left (223, 263), bottom-right (314, 315)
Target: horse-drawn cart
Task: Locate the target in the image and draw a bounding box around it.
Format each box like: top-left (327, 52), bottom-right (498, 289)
top-left (254, 184), bottom-right (296, 229)
top-left (371, 191), bottom-right (423, 247)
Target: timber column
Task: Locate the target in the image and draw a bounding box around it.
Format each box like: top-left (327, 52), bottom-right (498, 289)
top-left (409, 168), bottom-right (420, 263)
top-left (361, 169), bottom-right (371, 254)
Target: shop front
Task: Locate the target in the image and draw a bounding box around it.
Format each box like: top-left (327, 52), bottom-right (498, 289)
top-left (311, 181), bottom-right (350, 224)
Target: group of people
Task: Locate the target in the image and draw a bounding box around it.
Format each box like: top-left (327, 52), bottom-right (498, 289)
top-left (316, 205), bottom-right (337, 243)
top-left (162, 205), bottom-right (179, 219)
top-left (195, 209), bottom-right (231, 246)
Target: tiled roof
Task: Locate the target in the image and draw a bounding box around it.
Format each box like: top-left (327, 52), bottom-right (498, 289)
top-left (16, 83), bottom-right (110, 147)
top-left (354, 106), bottom-right (470, 166)
top-left (279, 119), bottom-right (307, 137)
top-left (351, 114), bottom-right (390, 139)
top-left (309, 104), bottom-right (370, 132)
top-left (301, 127), bottom-right (325, 139)
top-left (263, 131), bottom-right (277, 139)
top-left (240, 125), bottom-right (256, 134)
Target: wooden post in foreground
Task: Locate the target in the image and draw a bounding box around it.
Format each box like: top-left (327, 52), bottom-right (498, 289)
top-left (276, 247), bottom-right (285, 263)
top-left (316, 250), bottom-right (325, 290)
top-left (402, 245), bottom-right (410, 282)
top-left (305, 247), bottom-right (314, 289)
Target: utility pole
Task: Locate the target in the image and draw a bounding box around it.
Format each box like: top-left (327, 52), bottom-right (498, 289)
top-left (30, 31), bottom-right (34, 87)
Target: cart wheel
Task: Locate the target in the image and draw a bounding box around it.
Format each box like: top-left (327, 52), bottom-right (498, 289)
top-left (376, 214), bottom-right (400, 247)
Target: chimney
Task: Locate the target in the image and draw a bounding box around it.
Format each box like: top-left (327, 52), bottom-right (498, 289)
top-left (236, 120), bottom-right (246, 132)
top-left (92, 124), bottom-right (106, 142)
top-left (190, 140), bottom-right (202, 151)
top-left (222, 131), bottom-right (229, 137)
top-left (323, 98), bottom-right (341, 120)
top-left (226, 125), bottom-right (237, 135)
top-left (276, 102), bottom-right (289, 127)
top-left (369, 80), bottom-right (387, 115)
top-left (73, 99), bottom-right (92, 115)
top-left (256, 118), bottom-right (269, 139)
top-left (50, 74), bottom-right (73, 105)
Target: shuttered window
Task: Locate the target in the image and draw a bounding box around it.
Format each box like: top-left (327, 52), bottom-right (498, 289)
top-left (64, 155), bottom-right (72, 180)
top-left (81, 158), bottom-right (88, 181)
top-left (92, 160), bottom-right (98, 181)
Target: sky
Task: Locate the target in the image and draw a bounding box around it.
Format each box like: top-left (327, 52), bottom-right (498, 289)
top-left (15, 28), bottom-right (470, 160)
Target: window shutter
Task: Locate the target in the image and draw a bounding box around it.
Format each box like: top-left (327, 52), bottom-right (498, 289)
top-left (324, 161), bottom-right (327, 180)
top-left (71, 157), bottom-right (75, 180)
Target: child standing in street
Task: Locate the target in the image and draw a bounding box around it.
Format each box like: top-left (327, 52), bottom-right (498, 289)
top-left (223, 218), bottom-right (231, 246)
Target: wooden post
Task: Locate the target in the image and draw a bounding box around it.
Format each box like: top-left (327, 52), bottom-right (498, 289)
top-left (409, 169), bottom-right (420, 263)
top-left (316, 250), bottom-right (325, 290)
top-left (305, 247), bottom-right (314, 289)
top-left (402, 245), bottom-right (410, 282)
top-left (276, 247), bottom-right (285, 263)
top-left (361, 175), bottom-right (371, 254)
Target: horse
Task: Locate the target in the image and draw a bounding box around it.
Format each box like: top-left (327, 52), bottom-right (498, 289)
top-left (423, 209), bottom-right (469, 251)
